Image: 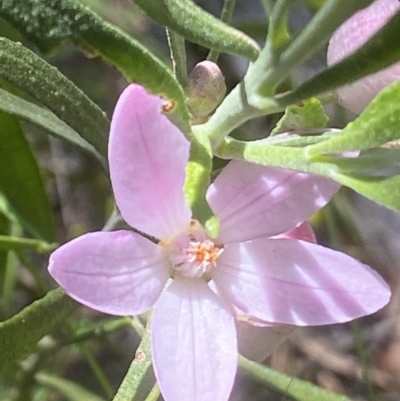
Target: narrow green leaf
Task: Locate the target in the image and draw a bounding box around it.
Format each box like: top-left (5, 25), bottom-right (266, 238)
top-left (0, 0), bottom-right (190, 134)
top-left (306, 81), bottom-right (400, 157)
top-left (249, 0), bottom-right (373, 96)
top-left (217, 137), bottom-right (400, 211)
top-left (316, 148), bottom-right (400, 175)
top-left (134, 0), bottom-right (260, 61)
top-left (217, 135), bottom-right (399, 177)
top-left (0, 288), bottom-right (78, 369)
top-left (0, 112), bottom-right (55, 241)
top-left (262, 131), bottom-right (336, 147)
top-left (36, 373), bottom-right (106, 401)
top-left (184, 127), bottom-right (219, 238)
top-left (0, 37), bottom-right (109, 157)
top-left (271, 97), bottom-right (328, 135)
top-left (0, 235), bottom-right (56, 253)
top-left (278, 10), bottom-right (400, 106)
top-left (332, 172), bottom-right (400, 212)
top-left (240, 356), bottom-right (351, 401)
top-left (215, 137), bottom-right (318, 174)
top-left (0, 87), bottom-right (106, 165)
top-left (113, 322), bottom-right (154, 401)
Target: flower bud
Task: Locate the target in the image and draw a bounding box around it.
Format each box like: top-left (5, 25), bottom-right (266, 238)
top-left (327, 0), bottom-right (400, 114)
top-left (186, 61), bottom-right (227, 122)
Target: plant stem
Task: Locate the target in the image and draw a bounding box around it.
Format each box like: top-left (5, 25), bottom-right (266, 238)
top-left (144, 383), bottom-right (160, 401)
top-left (207, 0), bottom-right (236, 62)
top-left (166, 28), bottom-right (188, 88)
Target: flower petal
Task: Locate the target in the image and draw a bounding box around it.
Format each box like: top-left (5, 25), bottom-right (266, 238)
top-left (207, 161), bottom-right (339, 244)
top-left (214, 238), bottom-right (391, 325)
top-left (236, 320), bottom-right (295, 362)
top-left (275, 221), bottom-right (316, 243)
top-left (48, 231), bottom-right (169, 316)
top-left (152, 278), bottom-right (237, 401)
top-left (109, 85), bottom-right (191, 239)
top-left (327, 0), bottom-right (400, 114)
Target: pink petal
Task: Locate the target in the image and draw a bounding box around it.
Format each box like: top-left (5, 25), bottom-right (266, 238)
top-left (327, 0), bottom-right (400, 114)
top-left (48, 231), bottom-right (169, 316)
top-left (109, 85), bottom-right (191, 239)
top-left (236, 319), bottom-right (296, 362)
top-left (152, 278), bottom-right (237, 401)
top-left (275, 221), bottom-right (317, 243)
top-left (207, 161), bottom-right (339, 244)
top-left (213, 238), bottom-right (391, 325)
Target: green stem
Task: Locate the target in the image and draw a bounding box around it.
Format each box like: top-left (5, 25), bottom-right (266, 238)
top-left (166, 28), bottom-right (188, 88)
top-left (0, 234), bottom-right (56, 253)
top-left (144, 383), bottom-right (160, 401)
top-left (130, 315), bottom-right (146, 337)
top-left (205, 83), bottom-right (278, 149)
top-left (260, 0), bottom-right (275, 17)
top-left (205, 83), bottom-right (336, 149)
top-left (207, 0), bottom-right (236, 62)
top-left (239, 355), bottom-right (352, 401)
top-left (253, 0), bottom-right (374, 97)
top-left (112, 319), bottom-right (153, 401)
top-left (264, 0), bottom-right (291, 55)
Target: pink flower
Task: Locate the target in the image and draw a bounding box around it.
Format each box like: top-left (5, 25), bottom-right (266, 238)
top-left (327, 0), bottom-right (400, 114)
top-left (236, 222), bottom-right (316, 362)
top-left (49, 85), bottom-right (390, 401)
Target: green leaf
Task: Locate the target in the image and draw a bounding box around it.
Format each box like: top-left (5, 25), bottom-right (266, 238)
top-left (332, 172), bottom-right (400, 212)
top-left (264, 131), bottom-right (335, 147)
top-left (36, 373), bottom-right (106, 401)
top-left (215, 137), bottom-right (317, 173)
top-left (306, 81), bottom-right (400, 157)
top-left (184, 127), bottom-right (219, 237)
top-left (278, 10), bottom-right (400, 106)
top-left (217, 136), bottom-right (400, 211)
top-left (0, 37), bottom-right (109, 157)
top-left (316, 148), bottom-right (400, 175)
top-left (0, 235), bottom-right (55, 253)
top-left (0, 288), bottom-right (77, 369)
top-left (271, 97), bottom-right (328, 135)
top-left (0, 0), bottom-right (190, 134)
top-left (240, 356), bottom-right (351, 401)
top-left (113, 322), bottom-right (154, 401)
top-left (134, 0), bottom-right (260, 61)
top-left (0, 111), bottom-right (55, 241)
top-left (249, 0), bottom-right (374, 96)
top-left (0, 87), bottom-right (106, 165)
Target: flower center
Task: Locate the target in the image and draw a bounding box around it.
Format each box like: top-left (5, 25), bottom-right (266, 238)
top-left (166, 225), bottom-right (224, 279)
top-left (187, 238), bottom-right (223, 267)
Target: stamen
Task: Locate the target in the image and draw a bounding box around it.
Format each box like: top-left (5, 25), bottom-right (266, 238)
top-left (186, 239), bottom-right (223, 269)
top-left (167, 223), bottom-right (224, 279)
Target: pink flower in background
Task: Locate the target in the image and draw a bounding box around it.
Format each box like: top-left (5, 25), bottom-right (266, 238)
top-left (49, 85), bottom-right (391, 401)
top-left (327, 0), bottom-right (400, 114)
